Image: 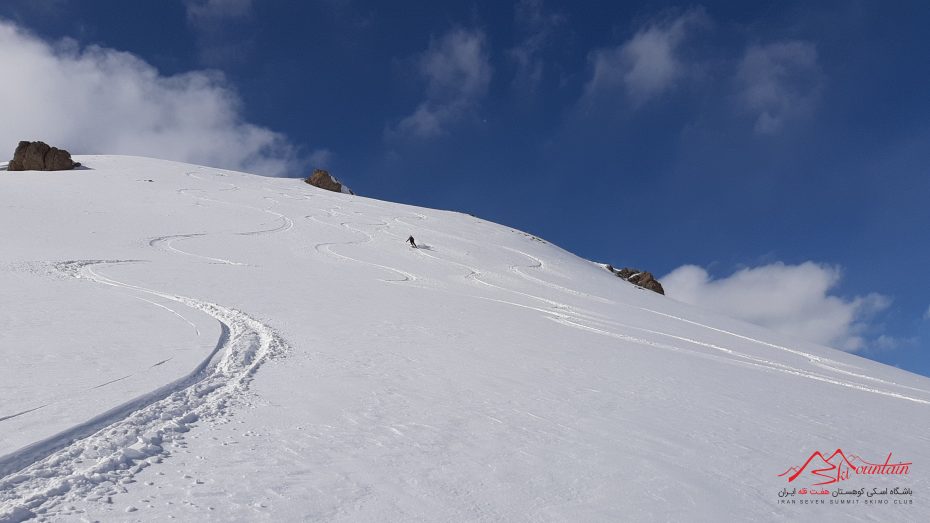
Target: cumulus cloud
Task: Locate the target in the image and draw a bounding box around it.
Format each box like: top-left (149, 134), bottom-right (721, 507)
top-left (662, 262), bottom-right (891, 352)
top-left (736, 40), bottom-right (823, 134)
top-left (508, 0), bottom-right (566, 95)
top-left (584, 8), bottom-right (708, 106)
top-left (389, 28), bottom-right (492, 139)
top-left (0, 20), bottom-right (300, 177)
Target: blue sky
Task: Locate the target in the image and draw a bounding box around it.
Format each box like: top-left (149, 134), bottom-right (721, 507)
top-left (2, 1), bottom-right (928, 375)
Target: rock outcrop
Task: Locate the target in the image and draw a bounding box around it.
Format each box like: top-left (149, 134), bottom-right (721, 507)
top-left (305, 169), bottom-right (353, 195)
top-left (8, 141), bottom-right (77, 171)
top-left (605, 265), bottom-right (665, 295)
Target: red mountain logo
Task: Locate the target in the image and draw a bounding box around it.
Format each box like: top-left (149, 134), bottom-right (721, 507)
top-left (779, 449), bottom-right (911, 486)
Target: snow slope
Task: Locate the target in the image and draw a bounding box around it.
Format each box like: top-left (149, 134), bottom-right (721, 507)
top-left (1, 156), bottom-right (927, 522)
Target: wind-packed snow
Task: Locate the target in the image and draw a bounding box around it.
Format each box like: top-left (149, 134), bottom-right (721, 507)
top-left (1, 156), bottom-right (927, 522)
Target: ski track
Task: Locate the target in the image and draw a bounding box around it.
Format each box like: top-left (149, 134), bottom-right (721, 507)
top-left (501, 246), bottom-right (613, 304)
top-left (396, 214), bottom-right (614, 311)
top-left (148, 191), bottom-right (295, 260)
top-left (500, 240), bottom-right (925, 396)
top-left (306, 213), bottom-right (419, 284)
top-left (627, 305), bottom-right (930, 393)
top-left (500, 236), bottom-right (883, 389)
top-left (149, 358), bottom-right (172, 369)
top-left (469, 292), bottom-right (930, 405)
top-left (392, 213), bottom-right (469, 246)
top-left (235, 197), bottom-right (296, 237)
top-left (132, 296), bottom-right (201, 336)
top-left (391, 212), bottom-right (930, 405)
top-left (185, 170), bottom-right (240, 192)
top-left (0, 407), bottom-right (47, 425)
top-left (0, 260), bottom-right (289, 522)
top-left (234, 208), bottom-right (294, 237)
top-left (0, 296), bottom-right (204, 432)
top-left (179, 185), bottom-right (295, 237)
top-left (4, 169), bottom-right (924, 519)
top-left (89, 375), bottom-right (132, 390)
top-left (492, 230), bottom-right (906, 392)
top-left (167, 174), bottom-right (297, 269)
top-left (148, 234), bottom-right (249, 266)
top-left (407, 227), bottom-right (606, 321)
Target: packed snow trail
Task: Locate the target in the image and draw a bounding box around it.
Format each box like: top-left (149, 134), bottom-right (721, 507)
top-left (0, 260), bottom-right (288, 521)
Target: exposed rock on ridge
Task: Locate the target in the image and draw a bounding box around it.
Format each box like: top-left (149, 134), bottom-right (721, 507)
top-left (305, 169), bottom-right (353, 195)
top-left (605, 265), bottom-right (665, 295)
top-left (8, 141), bottom-right (77, 171)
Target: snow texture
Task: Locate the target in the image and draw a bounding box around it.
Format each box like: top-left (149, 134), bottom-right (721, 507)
top-left (1, 156), bottom-right (928, 521)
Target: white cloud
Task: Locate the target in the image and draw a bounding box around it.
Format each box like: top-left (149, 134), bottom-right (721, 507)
top-left (736, 40), bottom-right (822, 134)
top-left (0, 20), bottom-right (300, 177)
top-left (390, 28), bottom-right (492, 139)
top-left (925, 305), bottom-right (930, 320)
top-left (584, 8), bottom-right (708, 106)
top-left (662, 262), bottom-right (890, 352)
top-left (508, 0), bottom-right (566, 95)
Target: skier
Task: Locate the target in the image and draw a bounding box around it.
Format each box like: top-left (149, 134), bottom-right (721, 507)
top-left (407, 235), bottom-right (417, 248)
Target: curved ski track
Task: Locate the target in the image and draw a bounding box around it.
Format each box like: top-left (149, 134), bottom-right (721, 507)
top-left (197, 181), bottom-right (917, 401)
top-left (148, 234), bottom-right (249, 266)
top-left (4, 170), bottom-right (925, 520)
top-left (0, 261), bottom-right (289, 521)
top-left (151, 172), bottom-right (296, 266)
top-left (392, 213), bottom-right (930, 406)
top-left (306, 210), bottom-right (419, 284)
top-left (500, 247), bottom-right (918, 394)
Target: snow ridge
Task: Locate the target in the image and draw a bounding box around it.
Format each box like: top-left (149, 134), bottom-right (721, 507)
top-left (407, 238), bottom-right (930, 406)
top-left (0, 260), bottom-right (288, 522)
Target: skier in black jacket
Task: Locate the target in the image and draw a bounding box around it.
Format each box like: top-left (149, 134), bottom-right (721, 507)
top-left (407, 235), bottom-right (417, 248)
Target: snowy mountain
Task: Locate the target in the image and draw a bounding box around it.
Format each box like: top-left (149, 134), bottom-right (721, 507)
top-left (1, 156), bottom-right (927, 522)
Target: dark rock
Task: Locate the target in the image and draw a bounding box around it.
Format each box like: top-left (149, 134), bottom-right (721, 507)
top-left (606, 265), bottom-right (665, 295)
top-left (45, 147), bottom-right (75, 170)
top-left (8, 141), bottom-right (31, 170)
top-left (10, 140), bottom-right (47, 170)
top-left (627, 271), bottom-right (665, 295)
top-left (305, 169), bottom-right (353, 195)
top-left (8, 141), bottom-right (76, 171)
